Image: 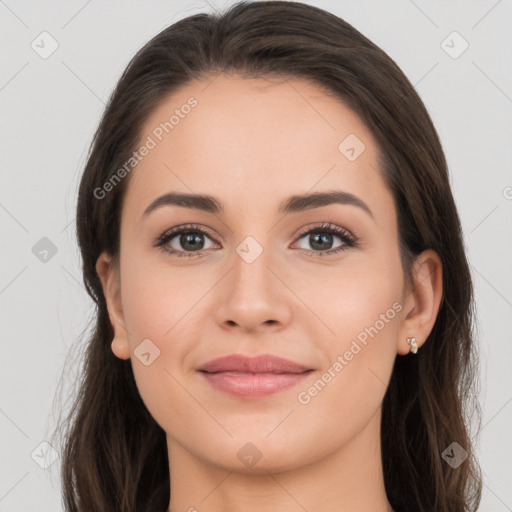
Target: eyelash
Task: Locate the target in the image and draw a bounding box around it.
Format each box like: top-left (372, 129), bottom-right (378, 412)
top-left (154, 222), bottom-right (359, 258)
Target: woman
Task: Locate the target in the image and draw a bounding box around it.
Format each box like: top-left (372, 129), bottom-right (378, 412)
top-left (51, 1), bottom-right (482, 510)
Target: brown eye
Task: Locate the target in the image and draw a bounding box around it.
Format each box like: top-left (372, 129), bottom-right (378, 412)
top-left (292, 223), bottom-right (358, 256)
top-left (155, 224), bottom-right (218, 257)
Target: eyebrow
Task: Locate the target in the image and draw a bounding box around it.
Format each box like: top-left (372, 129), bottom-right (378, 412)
top-left (142, 190), bottom-right (373, 219)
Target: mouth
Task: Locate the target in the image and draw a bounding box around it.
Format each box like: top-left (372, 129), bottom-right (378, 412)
top-left (198, 370), bottom-right (315, 398)
top-left (197, 354), bottom-right (315, 398)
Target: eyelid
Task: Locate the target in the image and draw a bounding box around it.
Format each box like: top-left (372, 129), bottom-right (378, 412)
top-left (294, 222), bottom-right (355, 240)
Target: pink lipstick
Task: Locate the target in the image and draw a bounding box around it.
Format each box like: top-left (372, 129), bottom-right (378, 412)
top-left (197, 354), bottom-right (314, 399)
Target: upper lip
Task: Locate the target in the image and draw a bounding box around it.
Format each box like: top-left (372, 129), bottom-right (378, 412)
top-left (198, 354), bottom-right (312, 374)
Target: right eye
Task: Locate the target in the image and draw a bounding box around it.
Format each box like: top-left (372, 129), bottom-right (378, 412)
top-left (155, 224), bottom-right (219, 257)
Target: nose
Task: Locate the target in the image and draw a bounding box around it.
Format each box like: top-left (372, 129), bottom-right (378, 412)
top-left (214, 240), bottom-right (292, 333)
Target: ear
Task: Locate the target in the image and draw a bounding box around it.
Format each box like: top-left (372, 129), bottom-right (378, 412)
top-left (397, 249), bottom-right (443, 355)
top-left (96, 251), bottom-right (131, 360)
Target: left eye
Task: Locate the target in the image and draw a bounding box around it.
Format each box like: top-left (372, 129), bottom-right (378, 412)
top-left (292, 223), bottom-right (357, 255)
top-left (294, 230), bottom-right (344, 252)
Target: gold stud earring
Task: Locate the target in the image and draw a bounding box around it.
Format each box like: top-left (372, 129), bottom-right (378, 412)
top-left (407, 337), bottom-right (418, 354)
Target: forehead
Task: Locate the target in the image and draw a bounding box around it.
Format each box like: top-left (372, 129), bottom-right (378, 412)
top-left (123, 73), bottom-right (393, 223)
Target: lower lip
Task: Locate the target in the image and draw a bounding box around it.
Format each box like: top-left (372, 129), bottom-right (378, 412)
top-left (199, 370), bottom-right (314, 398)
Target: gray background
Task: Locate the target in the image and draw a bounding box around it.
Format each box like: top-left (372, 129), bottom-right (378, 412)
top-left (1, 0), bottom-right (511, 510)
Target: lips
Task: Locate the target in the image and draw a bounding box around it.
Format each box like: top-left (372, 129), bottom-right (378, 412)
top-left (197, 354), bottom-right (312, 374)
top-left (197, 354), bottom-right (314, 399)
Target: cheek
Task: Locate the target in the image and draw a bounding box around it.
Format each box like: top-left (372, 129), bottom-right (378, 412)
top-left (300, 249), bottom-right (403, 343)
top-left (298, 257), bottom-right (402, 399)
top-left (121, 275), bottom-right (193, 432)
top-left (330, 268), bottom-right (402, 340)
top-left (120, 251), bottom-right (205, 340)
top-left (119, 254), bottom-right (210, 428)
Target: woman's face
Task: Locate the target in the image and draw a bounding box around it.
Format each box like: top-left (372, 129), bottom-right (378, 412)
top-left (98, 74), bottom-right (418, 473)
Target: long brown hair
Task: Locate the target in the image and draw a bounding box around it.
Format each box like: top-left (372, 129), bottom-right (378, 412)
top-left (50, 1), bottom-right (482, 510)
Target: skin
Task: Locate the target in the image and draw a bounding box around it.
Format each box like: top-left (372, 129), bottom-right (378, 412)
top-left (96, 74), bottom-right (442, 512)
